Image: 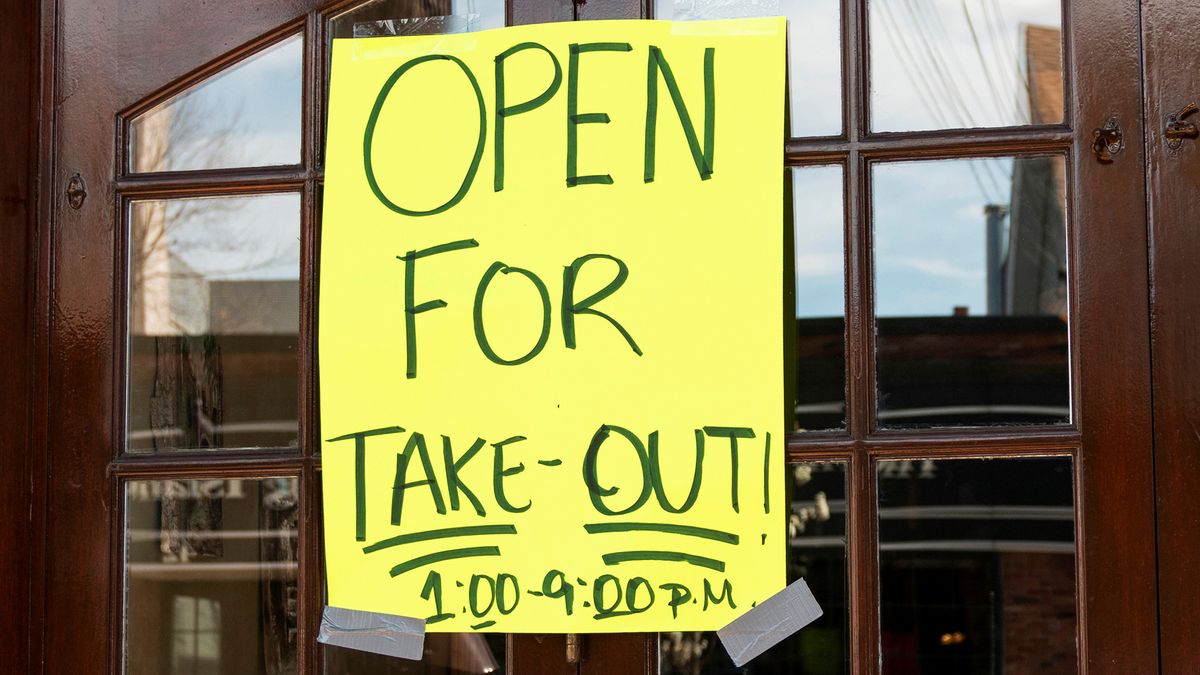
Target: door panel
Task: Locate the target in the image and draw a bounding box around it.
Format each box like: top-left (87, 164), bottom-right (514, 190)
top-left (47, 3), bottom-right (321, 674)
top-left (1143, 1), bottom-right (1200, 673)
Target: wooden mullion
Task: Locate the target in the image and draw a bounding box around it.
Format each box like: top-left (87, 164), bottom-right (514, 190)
top-left (786, 126), bottom-right (1072, 163)
top-left (301, 457), bottom-right (321, 675)
top-left (300, 10), bottom-right (322, 675)
top-left (868, 444), bottom-right (1078, 461)
top-left (784, 448), bottom-right (854, 464)
top-left (115, 167), bottom-right (308, 197)
top-left (864, 425), bottom-right (1079, 448)
top-left (788, 435), bottom-right (1079, 460)
top-left (844, 0), bottom-right (880, 671)
top-left (109, 451), bottom-right (305, 477)
top-left (848, 450), bottom-right (879, 675)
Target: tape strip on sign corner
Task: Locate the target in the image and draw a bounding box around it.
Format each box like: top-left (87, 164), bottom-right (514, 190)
top-left (716, 578), bottom-right (824, 667)
top-left (318, 606), bottom-right (426, 660)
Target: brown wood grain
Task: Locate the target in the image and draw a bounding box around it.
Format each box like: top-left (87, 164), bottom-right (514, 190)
top-left (0, 0), bottom-right (39, 673)
top-left (1143, 0), bottom-right (1200, 672)
top-left (33, 0), bottom-right (1166, 673)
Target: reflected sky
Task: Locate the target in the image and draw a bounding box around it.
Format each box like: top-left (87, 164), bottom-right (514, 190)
top-left (873, 155), bottom-right (1067, 319)
top-left (874, 158), bottom-right (1011, 317)
top-left (130, 34), bottom-right (302, 172)
top-left (793, 166), bottom-right (845, 318)
top-left (871, 0), bottom-right (1063, 131)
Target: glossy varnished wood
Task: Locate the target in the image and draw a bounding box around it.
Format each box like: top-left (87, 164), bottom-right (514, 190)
top-left (36, 0), bottom-right (1164, 674)
top-left (1069, 0), bottom-right (1159, 670)
top-left (1142, 1), bottom-right (1200, 672)
top-left (0, 0), bottom-right (41, 673)
top-left (43, 2), bottom-right (329, 675)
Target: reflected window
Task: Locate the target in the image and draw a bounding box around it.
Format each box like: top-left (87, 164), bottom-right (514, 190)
top-left (130, 35), bottom-right (302, 173)
top-left (659, 462), bottom-right (848, 675)
top-left (124, 478), bottom-right (300, 675)
top-left (126, 193), bottom-right (301, 451)
top-left (870, 0), bottom-right (1063, 131)
top-left (878, 457), bottom-right (1077, 674)
top-left (873, 156), bottom-right (1069, 427)
top-left (656, 0), bottom-right (842, 137)
top-left (173, 596), bottom-right (221, 675)
top-left (792, 166), bottom-right (846, 431)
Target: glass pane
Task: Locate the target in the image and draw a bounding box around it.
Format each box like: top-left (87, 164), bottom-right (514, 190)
top-left (873, 156), bottom-right (1069, 428)
top-left (124, 478), bottom-right (300, 674)
top-left (869, 0), bottom-right (1063, 132)
top-left (127, 193), bottom-right (301, 451)
top-left (878, 457), bottom-right (1076, 674)
top-left (659, 461), bottom-right (848, 675)
top-left (792, 166), bottom-right (846, 431)
top-left (130, 35), bottom-right (302, 173)
top-left (327, 0), bottom-right (504, 39)
top-left (655, 0), bottom-right (841, 137)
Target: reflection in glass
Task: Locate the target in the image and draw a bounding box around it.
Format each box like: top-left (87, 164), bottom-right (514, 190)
top-left (792, 166), bottom-right (845, 431)
top-left (124, 478), bottom-right (300, 674)
top-left (660, 462), bottom-right (847, 675)
top-left (328, 0), bottom-right (504, 39)
top-left (126, 193), bottom-right (301, 451)
top-left (870, 0), bottom-right (1063, 131)
top-left (130, 35), bottom-right (302, 173)
top-left (873, 156), bottom-right (1069, 427)
top-left (656, 0), bottom-right (841, 137)
top-left (878, 457), bottom-right (1077, 674)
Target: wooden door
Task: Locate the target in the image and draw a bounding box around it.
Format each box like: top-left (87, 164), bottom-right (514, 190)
top-left (1142, 2), bottom-right (1200, 674)
top-left (38, 0), bottom-right (1158, 674)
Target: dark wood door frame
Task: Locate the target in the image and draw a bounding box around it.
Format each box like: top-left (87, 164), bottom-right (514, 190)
top-left (0, 0), bottom-right (51, 673)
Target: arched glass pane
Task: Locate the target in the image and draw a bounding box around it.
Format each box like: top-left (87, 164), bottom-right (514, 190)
top-left (129, 34), bottom-right (303, 173)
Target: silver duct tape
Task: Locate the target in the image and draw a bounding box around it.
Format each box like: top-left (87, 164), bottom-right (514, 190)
top-left (318, 606), bottom-right (426, 660)
top-left (716, 578), bottom-right (823, 667)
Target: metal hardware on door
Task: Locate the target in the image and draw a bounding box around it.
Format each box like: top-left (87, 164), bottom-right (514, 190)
top-left (566, 633), bottom-right (583, 663)
top-left (66, 172), bottom-right (87, 209)
top-left (1092, 116), bottom-right (1124, 162)
top-left (1165, 102), bottom-right (1199, 150)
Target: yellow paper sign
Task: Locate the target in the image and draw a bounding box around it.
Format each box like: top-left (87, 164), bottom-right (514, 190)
top-left (321, 18), bottom-right (785, 633)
